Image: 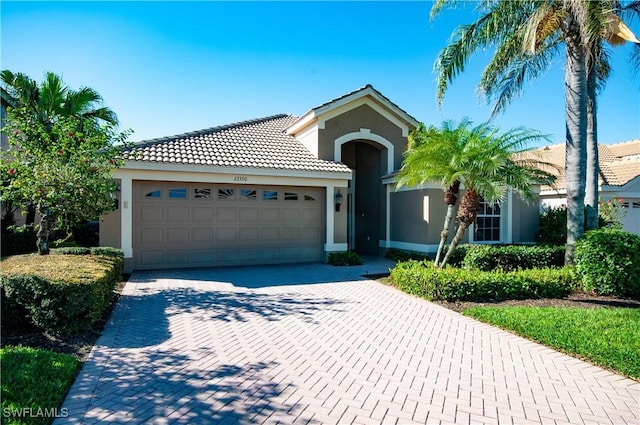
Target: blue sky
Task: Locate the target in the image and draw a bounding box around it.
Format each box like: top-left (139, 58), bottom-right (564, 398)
top-left (2, 1), bottom-right (639, 147)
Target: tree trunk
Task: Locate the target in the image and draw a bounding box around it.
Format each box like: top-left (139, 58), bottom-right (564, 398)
top-left (563, 16), bottom-right (588, 265)
top-left (25, 203), bottom-right (36, 226)
top-left (440, 189), bottom-right (480, 268)
top-left (440, 219), bottom-right (471, 268)
top-left (434, 181), bottom-right (460, 267)
top-left (36, 205), bottom-right (50, 255)
top-left (585, 65), bottom-right (599, 231)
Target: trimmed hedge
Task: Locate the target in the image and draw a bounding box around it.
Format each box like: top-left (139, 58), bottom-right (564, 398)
top-left (385, 248), bottom-right (431, 262)
top-left (575, 228), bottom-right (640, 299)
top-left (51, 246), bottom-right (92, 255)
top-left (328, 251), bottom-right (362, 266)
top-left (462, 244), bottom-right (565, 271)
top-left (0, 253), bottom-right (123, 333)
top-left (1, 229), bottom-right (38, 257)
top-left (390, 260), bottom-right (576, 302)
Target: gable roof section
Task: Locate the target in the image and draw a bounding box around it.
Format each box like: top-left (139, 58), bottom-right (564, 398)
top-left (121, 114), bottom-right (351, 173)
top-left (534, 139), bottom-right (640, 191)
top-left (286, 84), bottom-right (419, 137)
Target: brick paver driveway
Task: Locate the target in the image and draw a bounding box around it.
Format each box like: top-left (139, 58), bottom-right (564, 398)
top-left (58, 259), bottom-right (639, 424)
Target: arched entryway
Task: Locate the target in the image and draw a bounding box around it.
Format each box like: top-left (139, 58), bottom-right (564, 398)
top-left (340, 140), bottom-right (387, 255)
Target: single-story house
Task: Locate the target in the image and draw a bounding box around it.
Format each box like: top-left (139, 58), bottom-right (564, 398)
top-left (100, 85), bottom-right (541, 272)
top-left (535, 139), bottom-right (640, 235)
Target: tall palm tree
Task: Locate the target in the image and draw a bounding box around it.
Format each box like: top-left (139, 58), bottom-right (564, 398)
top-left (431, 0), bottom-right (638, 264)
top-left (1, 70), bottom-right (118, 129)
top-left (396, 119), bottom-right (555, 268)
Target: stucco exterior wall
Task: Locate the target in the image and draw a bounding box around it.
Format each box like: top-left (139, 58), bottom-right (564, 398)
top-left (389, 188), bottom-right (467, 248)
top-left (318, 104), bottom-right (406, 170)
top-left (99, 179), bottom-right (122, 249)
top-left (512, 195), bottom-right (540, 243)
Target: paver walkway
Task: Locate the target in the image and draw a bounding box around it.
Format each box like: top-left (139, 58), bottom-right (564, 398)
top-left (57, 259), bottom-right (639, 424)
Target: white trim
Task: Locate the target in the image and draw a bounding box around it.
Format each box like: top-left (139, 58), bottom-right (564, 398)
top-left (383, 241), bottom-right (439, 253)
top-left (114, 167), bottom-right (351, 187)
top-left (120, 177), bottom-right (133, 259)
top-left (319, 96), bottom-right (412, 137)
top-left (325, 243), bottom-right (348, 252)
top-left (386, 185), bottom-right (391, 248)
top-left (334, 130), bottom-right (395, 174)
top-left (118, 161), bottom-right (351, 181)
top-left (326, 184), bottom-right (335, 249)
top-left (286, 86), bottom-right (418, 137)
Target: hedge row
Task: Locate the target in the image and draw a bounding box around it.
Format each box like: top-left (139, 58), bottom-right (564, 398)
top-left (390, 260), bottom-right (576, 302)
top-left (0, 249), bottom-right (123, 333)
top-left (462, 244), bottom-right (565, 271)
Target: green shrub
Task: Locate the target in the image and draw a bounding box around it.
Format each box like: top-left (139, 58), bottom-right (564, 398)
top-left (390, 260), bottom-right (576, 302)
top-left (91, 246), bottom-right (124, 258)
top-left (385, 248), bottom-right (431, 262)
top-left (0, 254), bottom-right (121, 333)
top-left (575, 228), bottom-right (640, 299)
top-left (1, 228), bottom-right (37, 257)
top-left (50, 246), bottom-right (91, 255)
top-left (0, 285), bottom-right (29, 330)
top-left (444, 244), bottom-right (469, 267)
top-left (462, 244), bottom-right (565, 271)
top-left (328, 251), bottom-right (362, 266)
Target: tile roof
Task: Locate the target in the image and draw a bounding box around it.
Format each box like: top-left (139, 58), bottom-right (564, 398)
top-left (122, 114), bottom-right (351, 173)
top-left (533, 139), bottom-right (640, 190)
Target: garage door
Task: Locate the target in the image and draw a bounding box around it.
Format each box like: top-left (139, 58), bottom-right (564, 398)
top-left (133, 181), bottom-right (325, 270)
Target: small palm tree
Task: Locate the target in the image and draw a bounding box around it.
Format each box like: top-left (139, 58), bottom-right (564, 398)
top-left (397, 119), bottom-right (556, 268)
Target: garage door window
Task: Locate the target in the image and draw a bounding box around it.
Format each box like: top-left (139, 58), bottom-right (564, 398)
top-left (263, 190), bottom-right (278, 201)
top-left (145, 189), bottom-right (162, 198)
top-left (218, 188), bottom-right (235, 199)
top-left (304, 194), bottom-right (316, 201)
top-left (168, 188), bottom-right (187, 199)
top-left (285, 192), bottom-right (298, 201)
top-left (240, 189), bottom-right (257, 200)
top-left (194, 188), bottom-right (212, 199)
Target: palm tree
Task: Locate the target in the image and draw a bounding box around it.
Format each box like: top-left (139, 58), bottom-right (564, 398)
top-left (1, 70), bottom-right (119, 225)
top-left (1, 70), bottom-right (118, 129)
top-left (431, 0), bottom-right (639, 264)
top-left (396, 119), bottom-right (555, 268)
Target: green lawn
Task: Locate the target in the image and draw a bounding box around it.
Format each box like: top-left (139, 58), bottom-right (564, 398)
top-left (463, 306), bottom-right (640, 380)
top-left (0, 346), bottom-right (80, 425)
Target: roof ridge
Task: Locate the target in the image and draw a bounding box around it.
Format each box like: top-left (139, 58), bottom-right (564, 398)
top-left (131, 114), bottom-right (294, 147)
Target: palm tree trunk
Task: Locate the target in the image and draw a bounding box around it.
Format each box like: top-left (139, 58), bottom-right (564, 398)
top-left (564, 16), bottom-right (588, 265)
top-left (440, 220), bottom-right (471, 268)
top-left (435, 181), bottom-right (460, 267)
top-left (585, 66), bottom-right (599, 231)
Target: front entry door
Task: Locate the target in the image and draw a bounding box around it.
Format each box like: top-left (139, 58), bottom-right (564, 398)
top-left (353, 143), bottom-right (381, 255)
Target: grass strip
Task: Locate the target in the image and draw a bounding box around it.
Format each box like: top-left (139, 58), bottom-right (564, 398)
top-left (1, 346), bottom-right (80, 425)
top-left (463, 306), bottom-right (640, 380)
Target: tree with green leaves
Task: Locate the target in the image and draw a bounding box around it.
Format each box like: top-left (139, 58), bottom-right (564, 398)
top-left (1, 107), bottom-right (130, 254)
top-left (396, 119), bottom-right (555, 268)
top-left (1, 70), bottom-right (121, 227)
top-left (431, 0), bottom-right (639, 264)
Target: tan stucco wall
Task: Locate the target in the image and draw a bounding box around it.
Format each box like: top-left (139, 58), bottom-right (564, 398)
top-left (99, 179), bottom-right (121, 249)
top-left (319, 104), bottom-right (406, 169)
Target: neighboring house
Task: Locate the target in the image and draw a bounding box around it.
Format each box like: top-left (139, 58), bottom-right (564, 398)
top-left (100, 85), bottom-right (541, 272)
top-left (535, 139), bottom-right (640, 235)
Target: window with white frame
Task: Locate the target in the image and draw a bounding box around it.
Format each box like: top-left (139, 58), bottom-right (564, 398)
top-left (474, 200), bottom-right (501, 242)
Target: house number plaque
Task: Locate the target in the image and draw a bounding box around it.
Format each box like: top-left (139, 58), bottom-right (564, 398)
top-left (233, 176), bottom-right (248, 182)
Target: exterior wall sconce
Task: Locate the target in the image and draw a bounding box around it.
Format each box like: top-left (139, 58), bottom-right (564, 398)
top-left (335, 190), bottom-right (343, 212)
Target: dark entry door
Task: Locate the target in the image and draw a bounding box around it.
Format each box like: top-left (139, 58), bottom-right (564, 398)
top-left (353, 143), bottom-right (381, 255)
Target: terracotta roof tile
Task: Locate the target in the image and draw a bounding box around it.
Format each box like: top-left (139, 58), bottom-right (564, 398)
top-left (122, 114), bottom-right (351, 173)
top-left (533, 139), bottom-right (640, 190)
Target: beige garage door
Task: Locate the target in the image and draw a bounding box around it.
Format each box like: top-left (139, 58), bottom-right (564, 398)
top-left (133, 181), bottom-right (325, 270)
